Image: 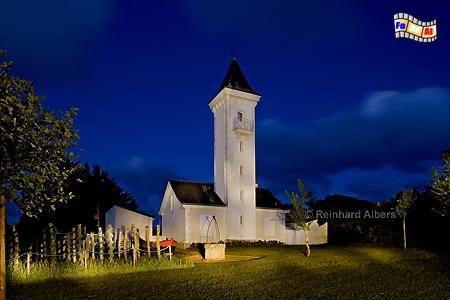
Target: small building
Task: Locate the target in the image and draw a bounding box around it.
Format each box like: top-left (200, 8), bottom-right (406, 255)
top-left (105, 205), bottom-right (154, 240)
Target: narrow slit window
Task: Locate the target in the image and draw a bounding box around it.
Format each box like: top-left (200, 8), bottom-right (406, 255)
top-left (240, 215), bottom-right (244, 225)
top-left (240, 141), bottom-right (243, 152)
top-left (240, 190), bottom-right (244, 202)
top-left (240, 165), bottom-right (243, 176)
top-left (237, 111), bottom-right (244, 122)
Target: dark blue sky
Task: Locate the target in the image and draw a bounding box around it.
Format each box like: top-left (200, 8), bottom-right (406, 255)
top-left (2, 0), bottom-right (450, 222)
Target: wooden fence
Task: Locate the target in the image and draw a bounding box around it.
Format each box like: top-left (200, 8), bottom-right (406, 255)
top-left (8, 223), bottom-right (172, 274)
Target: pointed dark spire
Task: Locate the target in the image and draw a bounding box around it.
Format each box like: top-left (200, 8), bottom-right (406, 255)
top-left (218, 58), bottom-right (260, 96)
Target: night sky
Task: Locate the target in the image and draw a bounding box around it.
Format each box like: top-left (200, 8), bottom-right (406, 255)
top-left (2, 0), bottom-right (450, 222)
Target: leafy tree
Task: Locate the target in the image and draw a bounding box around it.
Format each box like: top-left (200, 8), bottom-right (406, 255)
top-left (431, 149), bottom-right (450, 216)
top-left (394, 189), bottom-right (416, 250)
top-left (286, 179), bottom-right (314, 257)
top-left (0, 51), bottom-right (79, 298)
top-left (18, 163), bottom-right (137, 239)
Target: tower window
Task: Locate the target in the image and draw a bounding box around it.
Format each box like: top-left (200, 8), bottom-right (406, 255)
top-left (240, 215), bottom-right (244, 225)
top-left (240, 141), bottom-right (244, 152)
top-left (240, 165), bottom-right (243, 176)
top-left (170, 195), bottom-right (174, 211)
top-left (237, 111), bottom-right (244, 122)
top-left (240, 190), bottom-right (244, 202)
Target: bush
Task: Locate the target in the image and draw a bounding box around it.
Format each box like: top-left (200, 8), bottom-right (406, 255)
top-left (225, 240), bottom-right (283, 247)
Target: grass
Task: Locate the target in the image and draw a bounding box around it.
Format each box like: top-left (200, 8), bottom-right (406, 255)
top-left (8, 257), bottom-right (194, 283)
top-left (8, 245), bottom-right (450, 299)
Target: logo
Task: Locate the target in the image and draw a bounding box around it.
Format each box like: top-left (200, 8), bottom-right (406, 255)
top-left (394, 13), bottom-right (437, 42)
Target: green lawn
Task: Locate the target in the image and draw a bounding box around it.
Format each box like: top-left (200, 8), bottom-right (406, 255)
top-left (9, 245), bottom-right (450, 299)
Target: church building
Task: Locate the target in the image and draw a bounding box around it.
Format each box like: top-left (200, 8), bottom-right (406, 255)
top-left (158, 59), bottom-right (327, 245)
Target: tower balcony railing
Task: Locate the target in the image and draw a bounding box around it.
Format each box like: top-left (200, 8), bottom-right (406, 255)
top-left (233, 118), bottom-right (254, 134)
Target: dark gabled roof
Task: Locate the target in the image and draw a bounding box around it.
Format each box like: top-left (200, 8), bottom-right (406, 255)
top-left (169, 180), bottom-right (226, 206)
top-left (256, 187), bottom-right (284, 209)
top-left (168, 180), bottom-right (283, 209)
top-left (217, 58), bottom-right (260, 96)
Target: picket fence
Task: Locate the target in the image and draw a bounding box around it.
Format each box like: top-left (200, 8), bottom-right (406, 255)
top-left (7, 223), bottom-right (171, 274)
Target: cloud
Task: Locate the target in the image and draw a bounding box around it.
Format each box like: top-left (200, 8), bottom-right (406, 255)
top-left (257, 87), bottom-right (450, 201)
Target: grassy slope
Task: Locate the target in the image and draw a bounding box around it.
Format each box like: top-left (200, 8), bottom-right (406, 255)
top-left (9, 246), bottom-right (450, 299)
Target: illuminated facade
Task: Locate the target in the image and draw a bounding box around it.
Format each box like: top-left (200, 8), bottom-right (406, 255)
top-left (159, 59), bottom-right (327, 245)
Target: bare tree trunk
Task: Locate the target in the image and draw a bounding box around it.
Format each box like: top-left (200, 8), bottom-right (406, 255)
top-left (156, 225), bottom-right (161, 261)
top-left (0, 194), bottom-right (6, 300)
top-left (305, 230), bottom-right (311, 257)
top-left (403, 216), bottom-right (407, 250)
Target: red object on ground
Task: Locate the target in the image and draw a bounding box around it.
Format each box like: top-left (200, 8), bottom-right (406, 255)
top-left (140, 239), bottom-right (177, 249)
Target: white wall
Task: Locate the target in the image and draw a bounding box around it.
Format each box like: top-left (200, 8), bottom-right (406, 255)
top-left (255, 209), bottom-right (286, 241)
top-left (160, 184), bottom-right (185, 243)
top-left (284, 220), bottom-right (328, 245)
top-left (184, 206), bottom-right (228, 243)
top-left (210, 88), bottom-right (261, 240)
top-left (105, 206), bottom-right (153, 240)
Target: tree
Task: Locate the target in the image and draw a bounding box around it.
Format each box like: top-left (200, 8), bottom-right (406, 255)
top-left (0, 50), bottom-right (79, 298)
top-left (18, 163), bottom-right (137, 239)
top-left (431, 149), bottom-right (450, 216)
top-left (286, 179), bottom-right (314, 257)
top-left (394, 189), bottom-right (416, 250)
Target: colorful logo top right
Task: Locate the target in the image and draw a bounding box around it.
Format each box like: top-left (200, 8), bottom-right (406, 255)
top-left (394, 13), bottom-right (437, 42)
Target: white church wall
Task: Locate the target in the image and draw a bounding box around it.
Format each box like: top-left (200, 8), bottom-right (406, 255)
top-left (210, 88), bottom-right (260, 241)
top-left (183, 206), bottom-right (227, 243)
top-left (105, 205), bottom-right (153, 240)
top-left (226, 96), bottom-right (258, 240)
top-left (160, 184), bottom-right (185, 243)
top-left (213, 101), bottom-right (226, 203)
top-left (255, 209), bottom-right (286, 242)
top-left (284, 220), bottom-right (328, 245)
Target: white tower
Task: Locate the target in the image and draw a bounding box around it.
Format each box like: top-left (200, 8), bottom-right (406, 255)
top-left (209, 58), bottom-right (261, 240)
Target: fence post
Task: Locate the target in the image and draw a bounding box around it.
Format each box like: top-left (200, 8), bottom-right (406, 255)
top-left (145, 226), bottom-right (150, 258)
top-left (131, 225), bottom-right (136, 266)
top-left (107, 224), bottom-right (113, 262)
top-left (117, 230), bottom-right (122, 259)
top-left (63, 234), bottom-right (67, 261)
top-left (124, 229), bottom-right (128, 262)
top-left (84, 238), bottom-right (88, 271)
top-left (63, 233), bottom-right (69, 262)
top-left (12, 225), bottom-right (19, 272)
top-left (57, 240), bottom-right (61, 263)
top-left (98, 227), bottom-right (104, 262)
top-left (135, 229), bottom-right (140, 259)
top-left (168, 245), bottom-right (172, 262)
top-left (26, 246), bottom-right (31, 276)
top-left (130, 224), bottom-right (136, 265)
top-left (90, 232), bottom-right (95, 260)
top-left (136, 230), bottom-right (140, 260)
top-left (156, 224), bottom-right (161, 261)
top-left (71, 228), bottom-right (76, 263)
top-left (77, 224), bottom-right (82, 265)
top-left (42, 226), bottom-right (47, 265)
top-left (49, 223), bottom-right (56, 266)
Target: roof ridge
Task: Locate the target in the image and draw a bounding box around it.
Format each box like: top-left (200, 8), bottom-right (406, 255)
top-left (169, 179), bottom-right (213, 185)
top-left (112, 204), bottom-right (155, 218)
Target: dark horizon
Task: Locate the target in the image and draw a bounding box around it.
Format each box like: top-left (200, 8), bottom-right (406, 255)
top-left (2, 0), bottom-right (450, 223)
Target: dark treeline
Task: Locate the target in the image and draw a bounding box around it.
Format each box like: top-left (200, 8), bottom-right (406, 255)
top-left (308, 188), bottom-right (450, 252)
top-left (15, 163), bottom-right (137, 249)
